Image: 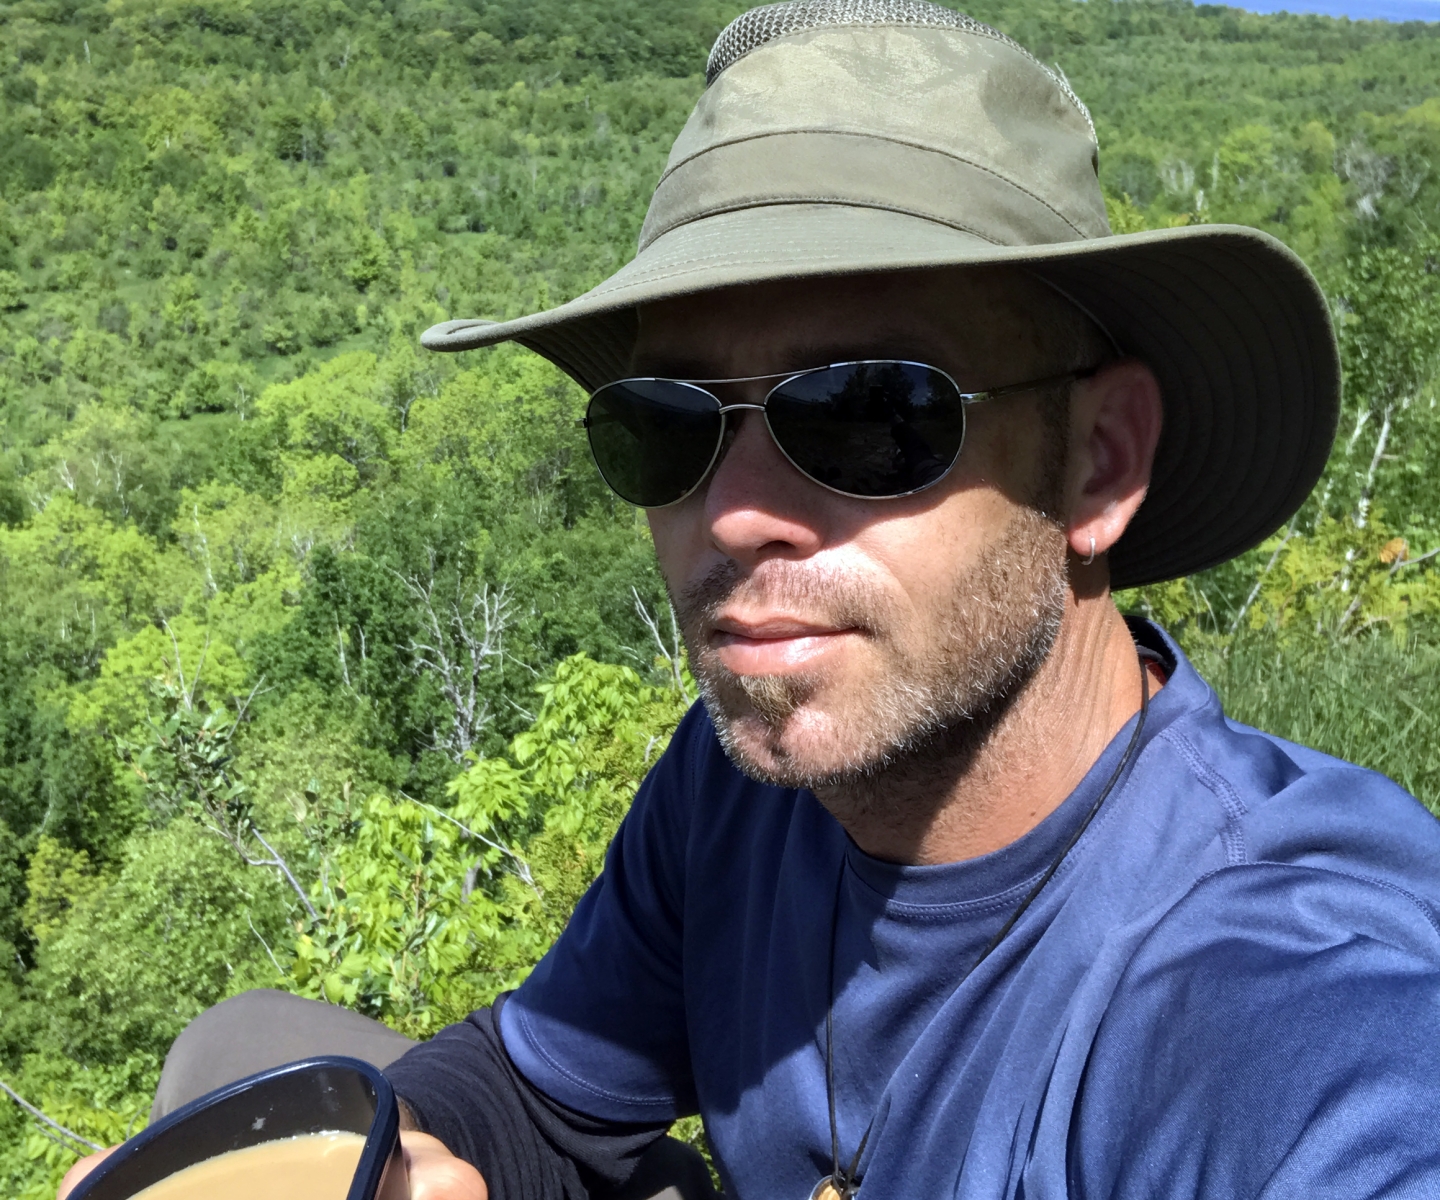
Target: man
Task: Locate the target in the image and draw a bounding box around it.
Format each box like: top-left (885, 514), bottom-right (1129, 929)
top-left (60, 3), bottom-right (1440, 1199)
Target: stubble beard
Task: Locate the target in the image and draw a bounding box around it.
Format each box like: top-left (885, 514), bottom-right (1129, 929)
top-left (674, 507), bottom-right (1070, 805)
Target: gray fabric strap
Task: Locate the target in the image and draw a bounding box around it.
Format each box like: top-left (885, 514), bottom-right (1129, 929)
top-left (150, 989), bottom-right (417, 1122)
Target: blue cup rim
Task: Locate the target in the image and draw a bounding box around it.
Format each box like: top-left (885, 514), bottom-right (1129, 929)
top-left (68, 1055), bottom-right (401, 1200)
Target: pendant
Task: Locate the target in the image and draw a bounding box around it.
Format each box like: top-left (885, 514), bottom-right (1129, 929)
top-left (809, 1176), bottom-right (846, 1200)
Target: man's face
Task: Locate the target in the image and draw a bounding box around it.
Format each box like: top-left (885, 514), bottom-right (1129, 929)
top-left (637, 268), bottom-right (1092, 790)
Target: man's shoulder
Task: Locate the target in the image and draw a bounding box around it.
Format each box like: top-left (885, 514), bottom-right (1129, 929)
top-left (1166, 692), bottom-right (1431, 834)
top-left (1116, 645), bottom-right (1440, 1028)
top-left (1076, 855), bottom-right (1440, 1198)
top-left (1144, 626), bottom-right (1440, 888)
top-left (1110, 695), bottom-right (1440, 989)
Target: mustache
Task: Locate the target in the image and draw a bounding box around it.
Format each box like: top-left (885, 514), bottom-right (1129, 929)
top-left (673, 560), bottom-right (895, 638)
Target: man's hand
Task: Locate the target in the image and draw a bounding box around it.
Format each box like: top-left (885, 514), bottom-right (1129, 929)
top-left (402, 1130), bottom-right (488, 1200)
top-left (57, 1147), bottom-right (114, 1199)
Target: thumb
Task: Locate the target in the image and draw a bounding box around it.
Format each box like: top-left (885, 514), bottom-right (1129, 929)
top-left (401, 1131), bottom-right (488, 1200)
top-left (58, 1147), bottom-right (116, 1200)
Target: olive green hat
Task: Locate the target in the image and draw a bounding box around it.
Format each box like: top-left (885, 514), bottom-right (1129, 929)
top-left (422, 0), bottom-right (1340, 589)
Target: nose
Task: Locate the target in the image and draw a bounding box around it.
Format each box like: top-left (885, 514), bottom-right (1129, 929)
top-left (702, 409), bottom-right (828, 564)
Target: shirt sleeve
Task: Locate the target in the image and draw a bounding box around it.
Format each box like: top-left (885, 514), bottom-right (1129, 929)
top-left (496, 706), bottom-right (707, 1123)
top-left (1071, 862), bottom-right (1440, 1199)
top-left (385, 994), bottom-right (672, 1198)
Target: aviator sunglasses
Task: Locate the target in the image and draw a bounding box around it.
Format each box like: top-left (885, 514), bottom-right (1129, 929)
top-left (580, 359), bottom-right (1096, 508)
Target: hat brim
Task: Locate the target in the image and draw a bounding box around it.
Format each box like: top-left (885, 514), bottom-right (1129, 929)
top-left (423, 204), bottom-right (1339, 590)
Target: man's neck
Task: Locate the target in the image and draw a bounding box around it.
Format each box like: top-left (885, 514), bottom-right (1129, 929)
top-left (811, 597), bottom-right (1161, 866)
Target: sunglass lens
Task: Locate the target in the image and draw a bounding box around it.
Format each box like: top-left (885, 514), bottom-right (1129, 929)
top-left (586, 381), bottom-right (723, 507)
top-left (765, 363), bottom-right (966, 497)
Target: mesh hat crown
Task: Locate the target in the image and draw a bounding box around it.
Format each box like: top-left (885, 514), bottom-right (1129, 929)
top-left (703, 0), bottom-right (1093, 136)
top-left (423, 1), bottom-right (1339, 589)
top-left (633, 0), bottom-right (1108, 261)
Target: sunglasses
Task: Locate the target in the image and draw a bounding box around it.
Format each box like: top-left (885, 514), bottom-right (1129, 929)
top-left (580, 359), bottom-right (1094, 508)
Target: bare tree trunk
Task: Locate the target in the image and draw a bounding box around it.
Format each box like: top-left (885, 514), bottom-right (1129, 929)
top-left (1354, 403), bottom-right (1393, 529)
top-left (632, 589), bottom-right (694, 702)
top-left (400, 563), bottom-right (512, 761)
top-left (336, 622), bottom-right (352, 689)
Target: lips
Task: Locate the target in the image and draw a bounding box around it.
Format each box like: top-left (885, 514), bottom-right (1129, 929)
top-left (709, 614), bottom-right (858, 674)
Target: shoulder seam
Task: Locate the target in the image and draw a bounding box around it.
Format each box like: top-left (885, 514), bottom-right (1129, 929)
top-left (1161, 729), bottom-right (1249, 866)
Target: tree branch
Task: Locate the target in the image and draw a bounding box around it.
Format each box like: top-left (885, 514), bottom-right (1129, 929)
top-left (398, 568), bottom-right (511, 760)
top-left (336, 621), bottom-right (352, 689)
top-left (399, 793), bottom-right (541, 899)
top-left (0, 1077), bottom-right (105, 1153)
top-left (248, 914), bottom-right (286, 980)
top-left (249, 827), bottom-right (320, 920)
top-left (1230, 520), bottom-right (1297, 634)
top-left (1391, 545), bottom-right (1440, 575)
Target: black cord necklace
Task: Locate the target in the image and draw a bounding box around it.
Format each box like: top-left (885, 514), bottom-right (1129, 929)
top-left (810, 648), bottom-right (1160, 1200)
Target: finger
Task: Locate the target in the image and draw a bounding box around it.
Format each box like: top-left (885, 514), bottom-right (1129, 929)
top-left (57, 1147), bottom-right (116, 1200)
top-left (400, 1131), bottom-right (488, 1200)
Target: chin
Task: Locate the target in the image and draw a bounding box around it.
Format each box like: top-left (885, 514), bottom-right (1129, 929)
top-left (703, 686), bottom-right (879, 789)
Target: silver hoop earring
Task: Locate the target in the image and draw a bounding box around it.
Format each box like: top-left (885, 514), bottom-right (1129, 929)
top-left (1082, 537), bottom-right (1096, 567)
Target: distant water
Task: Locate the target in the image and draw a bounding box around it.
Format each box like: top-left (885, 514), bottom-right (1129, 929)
top-left (1234, 0), bottom-right (1440, 19)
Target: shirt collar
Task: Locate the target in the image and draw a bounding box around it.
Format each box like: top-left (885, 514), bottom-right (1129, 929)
top-left (840, 619), bottom-right (1212, 910)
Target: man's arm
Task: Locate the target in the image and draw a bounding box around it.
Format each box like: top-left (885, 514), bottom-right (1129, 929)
top-left (386, 996), bottom-right (673, 1200)
top-left (390, 710), bottom-right (709, 1197)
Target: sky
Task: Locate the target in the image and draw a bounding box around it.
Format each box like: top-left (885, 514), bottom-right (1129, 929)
top-left (1234, 0), bottom-right (1440, 18)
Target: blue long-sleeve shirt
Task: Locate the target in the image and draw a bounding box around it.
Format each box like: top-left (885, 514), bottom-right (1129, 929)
top-left (397, 621), bottom-right (1440, 1198)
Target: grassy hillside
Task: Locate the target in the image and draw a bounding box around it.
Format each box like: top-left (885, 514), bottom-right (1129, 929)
top-left (2, 0), bottom-right (1440, 1192)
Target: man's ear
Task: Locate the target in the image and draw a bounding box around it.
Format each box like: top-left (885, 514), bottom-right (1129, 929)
top-left (1063, 359), bottom-right (1163, 564)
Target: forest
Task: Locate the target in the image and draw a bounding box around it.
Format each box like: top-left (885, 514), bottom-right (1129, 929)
top-left (2, 0), bottom-right (1440, 1192)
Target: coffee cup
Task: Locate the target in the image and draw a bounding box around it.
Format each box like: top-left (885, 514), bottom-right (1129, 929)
top-left (66, 1056), bottom-right (408, 1200)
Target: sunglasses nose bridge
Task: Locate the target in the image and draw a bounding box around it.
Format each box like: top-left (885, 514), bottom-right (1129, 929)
top-left (712, 402), bottom-right (771, 464)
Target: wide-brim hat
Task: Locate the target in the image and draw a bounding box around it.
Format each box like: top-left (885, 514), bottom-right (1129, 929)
top-left (422, 0), bottom-right (1340, 590)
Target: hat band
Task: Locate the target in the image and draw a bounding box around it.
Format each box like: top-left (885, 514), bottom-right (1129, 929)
top-left (637, 130), bottom-right (1106, 253)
